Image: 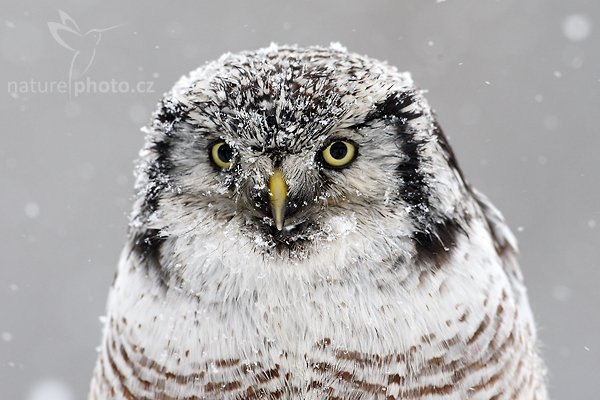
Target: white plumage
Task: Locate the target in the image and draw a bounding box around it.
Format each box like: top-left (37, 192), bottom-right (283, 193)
top-left (90, 44), bottom-right (547, 399)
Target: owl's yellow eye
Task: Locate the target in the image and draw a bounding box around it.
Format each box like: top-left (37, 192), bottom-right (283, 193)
top-left (210, 141), bottom-right (234, 169)
top-left (321, 140), bottom-right (357, 168)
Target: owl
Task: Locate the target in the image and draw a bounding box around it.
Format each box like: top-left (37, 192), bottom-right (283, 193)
top-left (89, 44), bottom-right (548, 399)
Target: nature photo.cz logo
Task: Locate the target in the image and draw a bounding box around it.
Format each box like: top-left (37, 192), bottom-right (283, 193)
top-left (7, 10), bottom-right (155, 98)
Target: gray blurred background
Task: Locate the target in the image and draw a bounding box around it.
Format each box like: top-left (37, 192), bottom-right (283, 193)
top-left (1, 0), bottom-right (599, 399)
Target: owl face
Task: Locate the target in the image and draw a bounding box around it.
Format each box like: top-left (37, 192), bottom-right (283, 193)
top-left (134, 45), bottom-right (468, 261)
top-left (172, 122), bottom-right (399, 249)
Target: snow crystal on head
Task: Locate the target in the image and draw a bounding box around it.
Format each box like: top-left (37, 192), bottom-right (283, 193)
top-left (154, 44), bottom-right (419, 159)
top-left (328, 42), bottom-right (347, 52)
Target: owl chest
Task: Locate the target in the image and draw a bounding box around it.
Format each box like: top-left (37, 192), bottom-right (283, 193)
top-left (144, 258), bottom-right (506, 361)
top-left (106, 252), bottom-right (531, 399)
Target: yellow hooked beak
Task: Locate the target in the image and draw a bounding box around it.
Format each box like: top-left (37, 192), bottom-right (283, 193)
top-left (268, 169), bottom-right (288, 231)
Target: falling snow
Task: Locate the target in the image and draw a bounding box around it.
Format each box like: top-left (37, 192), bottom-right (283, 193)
top-left (552, 285), bottom-right (572, 302)
top-left (24, 201), bottom-right (40, 218)
top-left (27, 380), bottom-right (74, 400)
top-left (562, 14), bottom-right (592, 42)
top-left (537, 155), bottom-right (548, 165)
top-left (543, 115), bottom-right (559, 130)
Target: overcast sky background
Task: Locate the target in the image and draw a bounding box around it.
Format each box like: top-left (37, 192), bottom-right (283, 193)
top-left (1, 0), bottom-right (599, 399)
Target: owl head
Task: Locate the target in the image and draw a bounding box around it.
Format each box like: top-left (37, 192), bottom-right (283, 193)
top-left (131, 44), bottom-right (472, 270)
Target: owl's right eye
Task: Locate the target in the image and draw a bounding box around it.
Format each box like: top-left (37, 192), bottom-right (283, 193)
top-left (209, 141), bottom-right (234, 169)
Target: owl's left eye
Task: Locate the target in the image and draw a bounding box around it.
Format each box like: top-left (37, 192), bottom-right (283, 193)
top-left (209, 141), bottom-right (234, 169)
top-left (320, 140), bottom-right (358, 169)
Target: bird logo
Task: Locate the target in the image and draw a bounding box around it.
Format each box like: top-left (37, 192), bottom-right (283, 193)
top-left (47, 10), bottom-right (119, 90)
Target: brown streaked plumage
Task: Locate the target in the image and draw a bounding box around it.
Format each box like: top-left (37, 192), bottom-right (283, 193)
top-left (90, 44), bottom-right (547, 399)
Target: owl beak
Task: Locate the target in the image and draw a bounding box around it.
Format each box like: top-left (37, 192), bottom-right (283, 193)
top-left (268, 168), bottom-right (288, 231)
